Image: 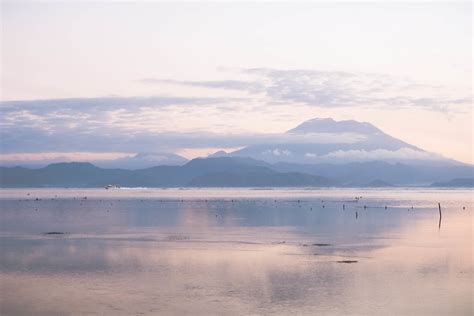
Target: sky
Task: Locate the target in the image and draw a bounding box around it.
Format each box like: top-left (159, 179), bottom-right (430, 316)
top-left (1, 1), bottom-right (473, 164)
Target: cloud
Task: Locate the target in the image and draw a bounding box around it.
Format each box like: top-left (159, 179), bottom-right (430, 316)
top-left (262, 148), bottom-right (291, 157)
top-left (0, 123), bottom-right (364, 155)
top-left (139, 68), bottom-right (472, 112)
top-left (0, 152), bottom-right (133, 163)
top-left (138, 79), bottom-right (264, 93)
top-left (245, 68), bottom-right (473, 112)
top-left (0, 95), bottom-right (248, 147)
top-left (2, 68), bottom-right (469, 161)
top-left (305, 147), bottom-right (444, 162)
top-left (0, 96), bottom-right (236, 114)
top-left (0, 93), bottom-right (366, 158)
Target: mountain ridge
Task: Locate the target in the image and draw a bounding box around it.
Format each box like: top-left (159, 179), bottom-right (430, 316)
top-left (2, 118), bottom-right (471, 187)
top-left (0, 158), bottom-right (334, 188)
top-left (1, 156), bottom-right (472, 188)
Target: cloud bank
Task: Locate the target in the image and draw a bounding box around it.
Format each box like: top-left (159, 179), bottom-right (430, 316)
top-left (1, 67), bottom-right (470, 163)
top-left (312, 148), bottom-right (444, 162)
top-left (142, 68), bottom-right (472, 112)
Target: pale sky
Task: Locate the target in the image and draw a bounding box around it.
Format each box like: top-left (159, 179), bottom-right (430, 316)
top-left (1, 1), bottom-right (473, 163)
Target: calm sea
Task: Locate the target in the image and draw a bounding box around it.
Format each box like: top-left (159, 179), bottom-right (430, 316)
top-left (0, 188), bottom-right (472, 315)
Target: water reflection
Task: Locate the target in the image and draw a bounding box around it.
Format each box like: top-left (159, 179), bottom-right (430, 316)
top-left (0, 189), bottom-right (472, 315)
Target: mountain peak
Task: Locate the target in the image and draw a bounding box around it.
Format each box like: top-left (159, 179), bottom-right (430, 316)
top-left (287, 117), bottom-right (382, 135)
top-left (209, 150), bottom-right (229, 158)
top-left (229, 116), bottom-right (429, 164)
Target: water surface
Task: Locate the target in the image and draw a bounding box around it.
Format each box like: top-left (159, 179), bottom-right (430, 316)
top-left (1, 188), bottom-right (472, 315)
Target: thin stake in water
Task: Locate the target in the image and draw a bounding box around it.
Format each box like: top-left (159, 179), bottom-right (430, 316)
top-left (438, 203), bottom-right (442, 230)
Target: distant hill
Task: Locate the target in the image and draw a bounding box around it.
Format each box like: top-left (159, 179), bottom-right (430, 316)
top-left (0, 163), bottom-right (132, 187)
top-left (0, 158), bottom-right (336, 188)
top-left (0, 152), bottom-right (188, 169)
top-left (364, 179), bottom-right (395, 188)
top-left (271, 161), bottom-right (474, 186)
top-left (2, 156), bottom-right (473, 188)
top-left (344, 179), bottom-right (395, 188)
top-left (93, 152), bottom-right (188, 169)
top-left (430, 178), bottom-right (474, 188)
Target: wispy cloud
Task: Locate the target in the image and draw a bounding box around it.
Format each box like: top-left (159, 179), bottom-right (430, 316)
top-left (314, 148), bottom-right (444, 162)
top-left (139, 68), bottom-right (472, 112)
top-left (138, 79), bottom-right (265, 93)
top-left (2, 67), bottom-right (471, 161)
top-left (1, 96), bottom-right (236, 114)
top-left (1, 93), bottom-right (367, 156)
top-left (0, 122), bottom-right (363, 155)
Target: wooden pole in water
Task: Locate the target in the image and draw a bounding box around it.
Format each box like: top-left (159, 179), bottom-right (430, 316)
top-left (438, 203), bottom-right (442, 230)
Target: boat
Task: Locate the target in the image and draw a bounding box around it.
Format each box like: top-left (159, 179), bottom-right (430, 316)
top-left (104, 184), bottom-right (120, 190)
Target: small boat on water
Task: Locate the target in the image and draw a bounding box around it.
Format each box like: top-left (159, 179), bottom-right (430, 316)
top-left (104, 184), bottom-right (120, 190)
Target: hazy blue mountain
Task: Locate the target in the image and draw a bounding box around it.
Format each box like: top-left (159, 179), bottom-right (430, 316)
top-left (3, 121), bottom-right (473, 189)
top-left (228, 118), bottom-right (455, 165)
top-left (0, 152), bottom-right (189, 170)
top-left (2, 155), bottom-right (473, 188)
top-left (430, 178), bottom-right (474, 188)
top-left (271, 161), bottom-right (474, 186)
top-left (0, 163), bottom-right (132, 187)
top-left (209, 150), bottom-right (229, 158)
top-left (361, 179), bottom-right (395, 188)
top-left (0, 157), bottom-right (336, 188)
top-left (126, 157), bottom-right (274, 186)
top-left (93, 152), bottom-right (188, 169)
top-left (286, 118), bottom-right (384, 135)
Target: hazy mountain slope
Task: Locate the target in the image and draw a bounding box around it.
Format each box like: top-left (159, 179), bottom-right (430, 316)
top-left (0, 157), bottom-right (336, 188)
top-left (272, 161), bottom-right (474, 185)
top-left (430, 178), bottom-right (474, 188)
top-left (2, 156), bottom-right (472, 188)
top-left (93, 152), bottom-right (188, 169)
top-left (132, 157), bottom-right (275, 186)
top-left (0, 163), bottom-right (134, 187)
top-left (230, 118), bottom-right (449, 165)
